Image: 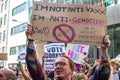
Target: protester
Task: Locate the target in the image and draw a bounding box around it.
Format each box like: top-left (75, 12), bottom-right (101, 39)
top-left (109, 59), bottom-right (120, 80)
top-left (26, 40), bottom-right (75, 80)
top-left (10, 67), bottom-right (19, 79)
top-left (88, 35), bottom-right (111, 80)
top-left (87, 59), bottom-right (99, 78)
top-left (82, 57), bottom-right (92, 75)
top-left (0, 68), bottom-right (16, 80)
top-left (25, 25), bottom-right (111, 80)
top-left (26, 25), bottom-right (75, 80)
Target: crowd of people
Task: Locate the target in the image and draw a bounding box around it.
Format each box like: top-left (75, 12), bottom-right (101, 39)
top-left (0, 25), bottom-right (120, 80)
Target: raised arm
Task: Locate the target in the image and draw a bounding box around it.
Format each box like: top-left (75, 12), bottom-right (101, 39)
top-left (100, 35), bottom-right (111, 64)
top-left (25, 25), bottom-right (46, 80)
top-left (88, 35), bottom-right (111, 80)
top-left (18, 61), bottom-right (31, 80)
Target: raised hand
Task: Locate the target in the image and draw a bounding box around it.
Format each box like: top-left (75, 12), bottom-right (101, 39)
top-left (103, 35), bottom-right (111, 48)
top-left (25, 24), bottom-right (33, 38)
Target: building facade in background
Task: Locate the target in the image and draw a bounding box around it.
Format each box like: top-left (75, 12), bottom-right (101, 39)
top-left (0, 0), bottom-right (120, 67)
top-left (0, 0), bottom-right (10, 67)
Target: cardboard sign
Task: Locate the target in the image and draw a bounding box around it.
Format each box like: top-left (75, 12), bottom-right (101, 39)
top-left (30, 1), bottom-right (107, 46)
top-left (0, 53), bottom-right (7, 60)
top-left (44, 43), bottom-right (65, 71)
top-left (66, 44), bottom-right (89, 64)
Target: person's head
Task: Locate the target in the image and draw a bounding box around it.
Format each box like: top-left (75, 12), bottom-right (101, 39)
top-left (0, 68), bottom-right (16, 80)
top-left (93, 65), bottom-right (111, 80)
top-left (110, 59), bottom-right (120, 71)
top-left (75, 64), bottom-right (83, 73)
top-left (72, 73), bottom-right (88, 80)
top-left (54, 55), bottom-right (75, 80)
top-left (10, 67), bottom-right (19, 77)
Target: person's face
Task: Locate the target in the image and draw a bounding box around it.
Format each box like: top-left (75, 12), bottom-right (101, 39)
top-left (110, 62), bottom-right (118, 69)
top-left (54, 57), bottom-right (73, 79)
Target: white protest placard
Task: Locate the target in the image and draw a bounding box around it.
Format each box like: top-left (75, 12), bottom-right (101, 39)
top-left (66, 44), bottom-right (89, 64)
top-left (44, 43), bottom-right (65, 71)
top-left (17, 47), bottom-right (26, 61)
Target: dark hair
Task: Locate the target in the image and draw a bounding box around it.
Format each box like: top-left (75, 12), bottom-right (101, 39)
top-left (48, 71), bottom-right (54, 79)
top-left (93, 65), bottom-right (111, 80)
top-left (62, 55), bottom-right (75, 71)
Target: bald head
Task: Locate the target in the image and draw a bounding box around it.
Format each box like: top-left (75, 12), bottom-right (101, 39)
top-left (0, 68), bottom-right (16, 80)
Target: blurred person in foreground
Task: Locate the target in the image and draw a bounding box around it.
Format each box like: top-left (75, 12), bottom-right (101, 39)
top-left (10, 67), bottom-right (19, 79)
top-left (0, 68), bottom-right (16, 80)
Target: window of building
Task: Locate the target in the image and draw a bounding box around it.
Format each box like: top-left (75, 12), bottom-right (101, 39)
top-left (4, 14), bottom-right (7, 25)
top-left (58, 0), bottom-right (64, 3)
top-left (108, 25), bottom-right (120, 58)
top-left (11, 23), bottom-right (27, 35)
top-left (65, 0), bottom-right (73, 4)
top-left (117, 0), bottom-right (120, 4)
top-left (28, 0), bottom-right (33, 7)
top-left (91, 0), bottom-right (99, 5)
top-left (2, 47), bottom-right (5, 53)
top-left (1, 4), bottom-right (3, 13)
top-left (114, 26), bottom-right (120, 57)
top-left (5, 0), bottom-right (8, 10)
top-left (44, 0), bottom-right (57, 3)
top-left (51, 0), bottom-right (57, 3)
top-left (10, 45), bottom-right (26, 55)
top-left (39, 0), bottom-right (42, 2)
top-left (103, 0), bottom-right (115, 7)
top-left (73, 0), bottom-right (81, 4)
top-left (0, 17), bottom-right (3, 27)
top-left (0, 33), bottom-right (1, 42)
top-left (44, 0), bottom-right (52, 2)
top-left (12, 2), bottom-right (26, 16)
top-left (3, 30), bottom-right (6, 41)
top-left (81, 0), bottom-right (91, 4)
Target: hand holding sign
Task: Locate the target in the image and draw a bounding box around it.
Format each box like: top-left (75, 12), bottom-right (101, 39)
top-left (25, 24), bottom-right (33, 39)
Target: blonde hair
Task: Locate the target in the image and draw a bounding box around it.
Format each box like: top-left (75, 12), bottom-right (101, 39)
top-left (72, 73), bottom-right (88, 80)
top-left (110, 59), bottom-right (120, 66)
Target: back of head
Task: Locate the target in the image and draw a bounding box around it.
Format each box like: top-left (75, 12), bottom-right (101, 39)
top-left (0, 68), bottom-right (16, 80)
top-left (72, 73), bottom-right (88, 80)
top-left (93, 66), bottom-right (111, 80)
